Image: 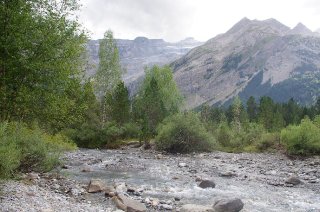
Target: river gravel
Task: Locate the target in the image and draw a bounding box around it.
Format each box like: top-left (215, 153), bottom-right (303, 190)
top-left (1, 146), bottom-right (320, 212)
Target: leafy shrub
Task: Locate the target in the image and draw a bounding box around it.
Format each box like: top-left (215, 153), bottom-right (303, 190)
top-left (156, 112), bottom-right (215, 153)
top-left (216, 123), bottom-right (266, 152)
top-left (281, 117), bottom-right (320, 155)
top-left (0, 121), bottom-right (76, 179)
top-left (66, 121), bottom-right (140, 149)
top-left (255, 132), bottom-right (280, 151)
top-left (122, 122), bottom-right (140, 138)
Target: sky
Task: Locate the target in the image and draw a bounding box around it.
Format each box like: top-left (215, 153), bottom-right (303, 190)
top-left (78, 0), bottom-right (320, 42)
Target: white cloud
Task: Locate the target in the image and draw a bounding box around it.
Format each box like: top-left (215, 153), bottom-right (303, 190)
top-left (79, 0), bottom-right (320, 41)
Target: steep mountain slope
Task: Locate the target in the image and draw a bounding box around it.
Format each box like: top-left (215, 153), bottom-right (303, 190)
top-left (172, 18), bottom-right (320, 108)
top-left (86, 37), bottom-right (203, 85)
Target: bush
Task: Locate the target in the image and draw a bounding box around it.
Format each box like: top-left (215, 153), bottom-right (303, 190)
top-left (66, 121), bottom-right (140, 149)
top-left (281, 117), bottom-right (320, 155)
top-left (156, 112), bottom-right (215, 153)
top-left (0, 121), bottom-right (76, 179)
top-left (216, 123), bottom-right (266, 152)
top-left (255, 132), bottom-right (279, 152)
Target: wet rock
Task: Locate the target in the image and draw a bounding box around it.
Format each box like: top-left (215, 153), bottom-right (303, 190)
top-left (180, 204), bottom-right (213, 212)
top-left (285, 176), bottom-right (302, 185)
top-left (213, 198), bottom-right (244, 212)
top-left (198, 180), bottom-right (216, 189)
top-left (112, 194), bottom-right (147, 212)
top-left (88, 179), bottom-right (105, 193)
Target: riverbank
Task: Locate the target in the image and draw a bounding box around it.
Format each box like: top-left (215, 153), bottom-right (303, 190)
top-left (1, 146), bottom-right (320, 211)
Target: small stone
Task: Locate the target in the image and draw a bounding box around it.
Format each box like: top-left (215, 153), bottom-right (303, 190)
top-left (27, 172), bottom-right (39, 180)
top-left (127, 187), bottom-right (135, 193)
top-left (155, 154), bottom-right (164, 159)
top-left (178, 162), bottom-right (187, 167)
top-left (115, 182), bottom-right (127, 193)
top-left (81, 165), bottom-right (92, 172)
top-left (113, 194), bottom-right (147, 212)
top-left (87, 179), bottom-right (105, 193)
top-left (174, 197), bottom-right (181, 201)
top-left (219, 171), bottom-right (236, 178)
top-left (180, 204), bottom-right (213, 212)
top-left (151, 198), bottom-right (160, 207)
top-left (40, 209), bottom-right (54, 212)
top-left (160, 204), bottom-right (173, 210)
top-left (62, 164), bottom-right (70, 169)
top-left (285, 176), bottom-right (302, 185)
top-left (213, 198), bottom-right (244, 212)
top-left (198, 180), bottom-right (215, 189)
top-left (195, 176), bottom-right (202, 182)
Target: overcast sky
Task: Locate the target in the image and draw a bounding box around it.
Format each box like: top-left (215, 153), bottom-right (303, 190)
top-left (79, 0), bottom-right (320, 42)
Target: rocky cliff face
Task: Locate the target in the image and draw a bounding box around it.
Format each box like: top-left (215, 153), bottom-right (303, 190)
top-left (86, 37), bottom-right (203, 87)
top-left (172, 18), bottom-right (320, 108)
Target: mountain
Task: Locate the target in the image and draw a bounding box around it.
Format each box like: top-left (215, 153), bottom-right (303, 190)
top-left (287, 23), bottom-right (315, 36)
top-left (172, 18), bottom-right (320, 108)
top-left (86, 37), bottom-right (203, 87)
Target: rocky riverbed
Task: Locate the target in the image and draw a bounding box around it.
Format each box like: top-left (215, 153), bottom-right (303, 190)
top-left (1, 146), bottom-right (320, 211)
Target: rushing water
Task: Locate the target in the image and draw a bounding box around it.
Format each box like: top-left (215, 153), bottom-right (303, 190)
top-left (62, 148), bottom-right (320, 211)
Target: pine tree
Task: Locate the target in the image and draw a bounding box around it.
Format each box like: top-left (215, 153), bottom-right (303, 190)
top-left (247, 96), bottom-right (257, 122)
top-left (105, 81), bottom-right (130, 125)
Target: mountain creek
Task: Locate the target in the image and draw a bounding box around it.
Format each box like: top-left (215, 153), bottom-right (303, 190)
top-left (1, 145), bottom-right (320, 212)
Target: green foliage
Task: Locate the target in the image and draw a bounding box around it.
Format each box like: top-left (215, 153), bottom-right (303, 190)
top-left (156, 112), bottom-right (215, 153)
top-left (134, 65), bottom-right (183, 141)
top-left (0, 0), bottom-right (88, 129)
top-left (281, 117), bottom-right (320, 155)
top-left (105, 81), bottom-right (130, 125)
top-left (94, 30), bottom-right (122, 99)
top-left (255, 132), bottom-right (280, 152)
top-left (0, 121), bottom-right (76, 179)
top-left (66, 121), bottom-right (140, 149)
top-left (247, 96), bottom-right (257, 122)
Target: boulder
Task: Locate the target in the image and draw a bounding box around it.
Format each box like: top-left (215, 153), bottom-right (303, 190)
top-left (285, 176), bottom-right (301, 185)
top-left (112, 194), bottom-right (147, 212)
top-left (198, 180), bottom-right (215, 189)
top-left (88, 179), bottom-right (105, 193)
top-left (180, 204), bottom-right (213, 212)
top-left (213, 198), bottom-right (244, 212)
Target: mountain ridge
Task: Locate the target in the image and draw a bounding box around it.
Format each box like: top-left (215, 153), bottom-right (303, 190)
top-left (171, 18), bottom-right (320, 108)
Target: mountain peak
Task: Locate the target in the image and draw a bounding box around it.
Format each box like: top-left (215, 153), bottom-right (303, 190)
top-left (227, 17), bottom-right (252, 33)
top-left (288, 23), bottom-right (314, 36)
